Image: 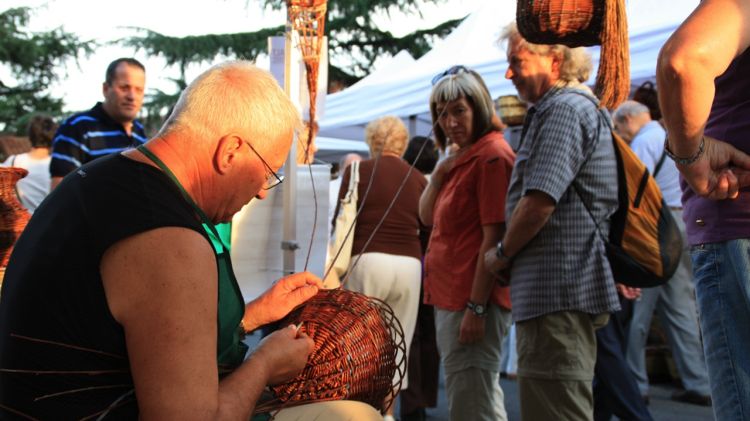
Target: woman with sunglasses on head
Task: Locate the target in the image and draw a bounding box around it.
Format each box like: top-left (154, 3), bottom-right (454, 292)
top-left (419, 66), bottom-right (515, 421)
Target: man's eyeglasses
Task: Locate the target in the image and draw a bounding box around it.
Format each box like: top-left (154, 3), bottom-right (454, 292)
top-left (245, 141), bottom-right (284, 190)
top-left (431, 65), bottom-right (469, 86)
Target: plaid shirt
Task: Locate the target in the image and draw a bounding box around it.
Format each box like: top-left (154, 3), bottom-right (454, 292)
top-left (506, 87), bottom-right (620, 322)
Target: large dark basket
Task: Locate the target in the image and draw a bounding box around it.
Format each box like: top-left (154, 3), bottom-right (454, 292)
top-left (516, 0), bottom-right (605, 47)
top-left (254, 288), bottom-right (407, 414)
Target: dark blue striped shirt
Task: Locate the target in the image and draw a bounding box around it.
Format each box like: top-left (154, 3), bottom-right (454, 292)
top-left (50, 102), bottom-right (147, 177)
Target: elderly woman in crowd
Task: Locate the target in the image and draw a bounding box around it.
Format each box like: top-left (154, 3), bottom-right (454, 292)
top-left (333, 115), bottom-right (427, 421)
top-left (419, 67), bottom-right (515, 421)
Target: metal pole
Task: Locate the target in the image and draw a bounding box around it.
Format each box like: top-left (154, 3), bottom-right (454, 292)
top-left (281, 29), bottom-right (301, 275)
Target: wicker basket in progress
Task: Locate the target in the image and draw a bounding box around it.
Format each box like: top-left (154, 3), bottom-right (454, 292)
top-left (255, 288), bottom-right (406, 414)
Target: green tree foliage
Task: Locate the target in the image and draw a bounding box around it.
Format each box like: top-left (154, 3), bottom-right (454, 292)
top-left (122, 0), bottom-right (461, 96)
top-left (0, 7), bottom-right (91, 134)
top-left (120, 27), bottom-right (281, 127)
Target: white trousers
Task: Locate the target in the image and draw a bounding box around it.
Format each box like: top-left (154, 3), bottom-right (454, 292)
top-left (346, 252), bottom-right (422, 389)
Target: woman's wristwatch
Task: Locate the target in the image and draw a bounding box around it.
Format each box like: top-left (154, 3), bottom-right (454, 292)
top-left (466, 300), bottom-right (487, 317)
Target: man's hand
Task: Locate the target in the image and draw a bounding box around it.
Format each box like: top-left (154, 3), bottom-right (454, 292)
top-left (458, 310), bottom-right (486, 344)
top-left (251, 324), bottom-right (315, 385)
top-left (616, 283), bottom-right (642, 300)
top-left (243, 272), bottom-right (323, 331)
top-left (484, 248), bottom-right (510, 286)
top-left (677, 136), bottom-right (750, 200)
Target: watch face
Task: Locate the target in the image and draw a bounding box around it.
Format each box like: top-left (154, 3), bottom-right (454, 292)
top-left (475, 304), bottom-right (486, 314)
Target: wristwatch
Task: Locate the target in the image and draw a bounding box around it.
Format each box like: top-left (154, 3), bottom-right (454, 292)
top-left (496, 241), bottom-right (511, 262)
top-left (466, 301), bottom-right (487, 317)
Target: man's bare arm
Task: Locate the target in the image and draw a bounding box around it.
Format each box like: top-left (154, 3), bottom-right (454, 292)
top-left (101, 227), bottom-right (313, 420)
top-left (657, 0), bottom-right (750, 199)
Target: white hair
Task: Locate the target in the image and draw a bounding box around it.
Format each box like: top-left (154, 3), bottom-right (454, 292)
top-left (613, 100), bottom-right (651, 123)
top-left (158, 61), bottom-right (301, 147)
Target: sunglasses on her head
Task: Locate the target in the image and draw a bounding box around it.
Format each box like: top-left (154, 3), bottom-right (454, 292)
top-left (431, 65), bottom-right (470, 86)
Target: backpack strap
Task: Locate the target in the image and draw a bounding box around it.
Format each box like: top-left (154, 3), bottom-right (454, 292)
top-left (522, 89), bottom-right (611, 240)
top-left (565, 91), bottom-right (612, 240)
top-left (653, 149), bottom-right (668, 178)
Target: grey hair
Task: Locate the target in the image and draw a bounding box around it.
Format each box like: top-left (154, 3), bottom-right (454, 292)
top-left (613, 100), bottom-right (651, 123)
top-left (498, 23), bottom-right (593, 84)
top-left (429, 68), bottom-right (497, 150)
top-left (158, 61), bottom-right (301, 148)
top-left (365, 115), bottom-right (409, 157)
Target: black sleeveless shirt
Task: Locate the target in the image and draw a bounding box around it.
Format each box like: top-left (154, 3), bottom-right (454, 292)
top-left (0, 154), bottom-right (209, 419)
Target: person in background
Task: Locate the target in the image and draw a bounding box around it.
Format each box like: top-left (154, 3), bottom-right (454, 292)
top-left (1, 115), bottom-right (57, 213)
top-left (399, 135), bottom-right (440, 421)
top-left (657, 1), bottom-right (750, 417)
top-left (486, 24), bottom-right (619, 420)
top-left (420, 66), bottom-right (514, 421)
top-left (631, 81), bottom-right (662, 124)
top-left (50, 57), bottom-right (147, 189)
top-left (592, 283), bottom-right (653, 421)
top-left (334, 116), bottom-right (426, 421)
top-left (613, 100), bottom-right (711, 407)
top-left (0, 61), bottom-right (381, 420)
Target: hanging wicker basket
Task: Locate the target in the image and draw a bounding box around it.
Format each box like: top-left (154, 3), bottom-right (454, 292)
top-left (516, 0), bottom-right (630, 109)
top-left (254, 288), bottom-right (406, 414)
top-left (517, 0), bottom-right (604, 47)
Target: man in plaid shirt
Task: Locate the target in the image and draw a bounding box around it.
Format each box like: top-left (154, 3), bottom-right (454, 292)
top-left (485, 24), bottom-right (620, 420)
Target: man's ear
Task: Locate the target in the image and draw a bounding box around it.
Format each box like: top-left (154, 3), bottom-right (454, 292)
top-left (213, 134), bottom-right (243, 175)
top-left (550, 52), bottom-right (563, 76)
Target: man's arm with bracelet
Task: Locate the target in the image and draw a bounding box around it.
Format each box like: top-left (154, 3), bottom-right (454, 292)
top-left (657, 0), bottom-right (750, 200)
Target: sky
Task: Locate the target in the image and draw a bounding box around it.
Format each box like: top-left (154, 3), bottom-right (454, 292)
top-left (3, 0), bottom-right (485, 113)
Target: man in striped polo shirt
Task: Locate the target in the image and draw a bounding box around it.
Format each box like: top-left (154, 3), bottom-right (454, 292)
top-left (50, 57), bottom-right (147, 189)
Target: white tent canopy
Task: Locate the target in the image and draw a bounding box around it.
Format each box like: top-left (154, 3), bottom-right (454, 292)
top-left (319, 0), bottom-right (699, 142)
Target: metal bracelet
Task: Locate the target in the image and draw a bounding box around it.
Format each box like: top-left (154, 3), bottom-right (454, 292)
top-left (664, 136), bottom-right (705, 165)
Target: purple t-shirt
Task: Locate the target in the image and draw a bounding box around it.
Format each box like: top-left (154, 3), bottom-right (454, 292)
top-left (682, 47), bottom-right (750, 245)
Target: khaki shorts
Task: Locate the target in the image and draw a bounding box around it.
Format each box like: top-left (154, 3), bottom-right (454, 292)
top-left (515, 311), bottom-right (609, 421)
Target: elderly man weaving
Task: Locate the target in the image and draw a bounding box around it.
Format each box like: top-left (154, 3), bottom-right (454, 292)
top-left (0, 61), bottom-right (381, 420)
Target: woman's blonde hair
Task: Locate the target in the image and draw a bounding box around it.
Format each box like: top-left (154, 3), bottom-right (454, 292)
top-left (429, 68), bottom-right (500, 151)
top-left (365, 116), bottom-right (409, 157)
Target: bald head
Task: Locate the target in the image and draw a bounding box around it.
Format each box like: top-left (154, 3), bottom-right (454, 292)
top-left (159, 61), bottom-right (301, 151)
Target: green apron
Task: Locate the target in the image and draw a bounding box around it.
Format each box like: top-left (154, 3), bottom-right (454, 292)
top-left (137, 146), bottom-right (248, 368)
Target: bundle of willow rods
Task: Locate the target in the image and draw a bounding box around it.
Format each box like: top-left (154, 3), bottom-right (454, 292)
top-left (254, 288), bottom-right (406, 414)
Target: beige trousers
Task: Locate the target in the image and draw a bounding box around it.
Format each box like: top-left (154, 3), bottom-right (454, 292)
top-left (273, 400), bottom-right (382, 421)
top-left (346, 252), bottom-right (422, 389)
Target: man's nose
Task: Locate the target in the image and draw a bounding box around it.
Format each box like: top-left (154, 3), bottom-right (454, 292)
top-left (255, 189), bottom-right (268, 200)
top-left (505, 68), bottom-right (513, 80)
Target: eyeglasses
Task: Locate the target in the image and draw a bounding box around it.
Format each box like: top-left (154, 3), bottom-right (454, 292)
top-left (245, 141), bottom-right (284, 190)
top-left (431, 65), bottom-right (469, 86)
